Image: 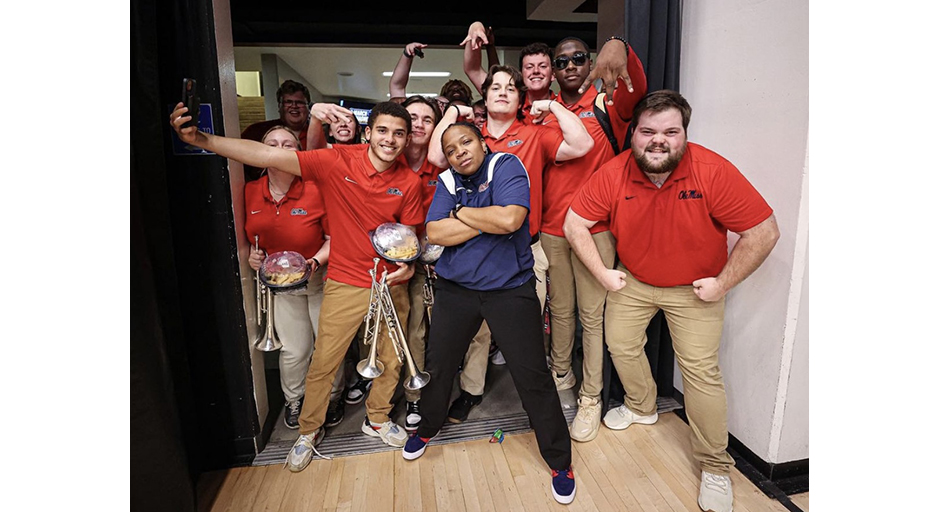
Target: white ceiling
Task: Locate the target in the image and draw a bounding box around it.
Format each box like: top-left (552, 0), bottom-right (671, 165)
top-left (234, 45), bottom-right (503, 104)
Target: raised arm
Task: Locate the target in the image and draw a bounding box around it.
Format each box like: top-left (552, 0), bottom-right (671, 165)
top-left (580, 37), bottom-right (647, 111)
top-left (390, 42), bottom-right (428, 100)
top-left (564, 209), bottom-right (626, 291)
top-left (427, 104), bottom-right (473, 169)
top-left (693, 214), bottom-right (780, 302)
top-left (484, 26), bottom-right (500, 70)
top-left (529, 99), bottom-right (594, 162)
top-left (461, 22), bottom-right (489, 95)
top-left (170, 102), bottom-right (300, 175)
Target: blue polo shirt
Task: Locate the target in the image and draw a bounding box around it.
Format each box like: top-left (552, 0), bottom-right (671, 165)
top-left (426, 152), bottom-right (534, 291)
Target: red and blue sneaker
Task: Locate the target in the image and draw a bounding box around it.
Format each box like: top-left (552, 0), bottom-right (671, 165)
top-left (551, 467), bottom-right (577, 504)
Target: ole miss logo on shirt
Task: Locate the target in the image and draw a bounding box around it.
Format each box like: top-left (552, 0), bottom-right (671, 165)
top-left (678, 190), bottom-right (703, 200)
top-left (387, 187), bottom-right (403, 196)
top-left (427, 179), bottom-right (438, 187)
top-left (507, 139), bottom-right (524, 148)
top-left (290, 208), bottom-right (308, 215)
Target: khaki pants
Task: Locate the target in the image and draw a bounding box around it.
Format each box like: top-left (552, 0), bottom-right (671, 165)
top-left (606, 266), bottom-right (734, 474)
top-left (298, 279), bottom-right (409, 434)
top-left (404, 265), bottom-right (430, 402)
top-left (460, 239), bottom-right (548, 395)
top-left (272, 266), bottom-right (344, 402)
top-left (541, 231), bottom-right (616, 399)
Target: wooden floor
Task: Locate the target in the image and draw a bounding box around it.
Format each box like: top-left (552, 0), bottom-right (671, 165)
top-left (196, 412), bottom-right (804, 512)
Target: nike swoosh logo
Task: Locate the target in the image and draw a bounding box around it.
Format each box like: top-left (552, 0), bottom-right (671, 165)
top-left (624, 196), bottom-right (635, 200)
top-left (251, 210), bottom-right (262, 214)
top-left (345, 176), bottom-right (358, 184)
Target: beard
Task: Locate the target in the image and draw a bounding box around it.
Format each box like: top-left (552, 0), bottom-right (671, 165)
top-left (633, 141), bottom-right (686, 175)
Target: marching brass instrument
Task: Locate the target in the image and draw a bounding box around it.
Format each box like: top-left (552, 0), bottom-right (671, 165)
top-left (356, 258), bottom-right (430, 391)
top-left (252, 236), bottom-right (283, 352)
top-left (418, 235), bottom-right (442, 324)
top-left (422, 264), bottom-right (435, 323)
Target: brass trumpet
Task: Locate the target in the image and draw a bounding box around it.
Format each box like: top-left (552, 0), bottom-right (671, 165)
top-left (356, 258), bottom-right (430, 390)
top-left (253, 236), bottom-right (282, 352)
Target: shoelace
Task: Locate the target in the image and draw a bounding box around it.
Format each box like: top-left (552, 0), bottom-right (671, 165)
top-left (576, 400), bottom-right (599, 422)
top-left (288, 400), bottom-right (302, 415)
top-left (702, 473), bottom-right (729, 494)
top-left (302, 433), bottom-right (333, 461)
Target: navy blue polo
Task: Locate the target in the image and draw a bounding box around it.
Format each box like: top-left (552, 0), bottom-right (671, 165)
top-left (426, 152), bottom-right (534, 291)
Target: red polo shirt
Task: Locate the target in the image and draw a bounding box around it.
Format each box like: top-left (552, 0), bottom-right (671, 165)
top-left (570, 143), bottom-right (773, 287)
top-left (411, 158), bottom-right (445, 235)
top-left (297, 144), bottom-right (425, 288)
top-left (522, 90), bottom-right (557, 124)
top-left (482, 119), bottom-right (564, 236)
top-left (244, 176), bottom-right (327, 258)
top-left (542, 44), bottom-right (648, 237)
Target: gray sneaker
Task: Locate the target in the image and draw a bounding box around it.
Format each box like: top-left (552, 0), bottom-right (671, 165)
top-left (569, 396), bottom-right (601, 442)
top-left (602, 404), bottom-right (658, 430)
top-left (284, 429), bottom-right (325, 472)
top-left (361, 418), bottom-right (407, 447)
top-left (698, 471), bottom-right (733, 512)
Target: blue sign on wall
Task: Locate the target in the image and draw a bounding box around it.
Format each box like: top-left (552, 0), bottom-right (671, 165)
top-left (170, 103), bottom-right (215, 156)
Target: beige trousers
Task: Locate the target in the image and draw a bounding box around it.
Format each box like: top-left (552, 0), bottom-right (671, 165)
top-left (459, 239), bottom-right (548, 395)
top-left (298, 279), bottom-right (409, 434)
top-left (606, 266), bottom-right (734, 474)
top-left (404, 264), bottom-right (431, 402)
top-left (540, 231), bottom-right (616, 399)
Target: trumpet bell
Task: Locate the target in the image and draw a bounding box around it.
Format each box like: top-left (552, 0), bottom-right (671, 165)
top-left (356, 358), bottom-right (385, 379)
top-left (254, 334), bottom-right (283, 352)
top-left (403, 371), bottom-right (431, 391)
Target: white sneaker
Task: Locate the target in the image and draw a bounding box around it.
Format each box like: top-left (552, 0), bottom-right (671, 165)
top-left (569, 396), bottom-right (601, 442)
top-left (552, 369), bottom-right (576, 391)
top-left (698, 471), bottom-right (733, 512)
top-left (602, 404), bottom-right (658, 430)
top-left (490, 349), bottom-right (506, 365)
top-left (362, 418), bottom-right (408, 447)
top-left (284, 429), bottom-right (326, 472)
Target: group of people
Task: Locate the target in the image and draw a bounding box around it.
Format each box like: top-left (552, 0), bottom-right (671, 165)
top-left (170, 21), bottom-right (779, 511)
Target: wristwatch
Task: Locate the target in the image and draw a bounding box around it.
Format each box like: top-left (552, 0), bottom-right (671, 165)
top-left (453, 203), bottom-right (465, 219)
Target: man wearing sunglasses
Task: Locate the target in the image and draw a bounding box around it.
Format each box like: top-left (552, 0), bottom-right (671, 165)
top-left (540, 36), bottom-right (649, 445)
top-left (240, 80), bottom-right (314, 181)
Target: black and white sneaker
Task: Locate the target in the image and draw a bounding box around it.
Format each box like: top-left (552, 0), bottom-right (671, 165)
top-left (405, 400), bottom-right (421, 432)
top-left (284, 397), bottom-right (304, 429)
top-left (325, 399), bottom-right (345, 428)
top-left (344, 378), bottom-right (373, 405)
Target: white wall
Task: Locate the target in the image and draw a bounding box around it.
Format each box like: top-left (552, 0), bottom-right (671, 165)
top-left (678, 0), bottom-right (809, 464)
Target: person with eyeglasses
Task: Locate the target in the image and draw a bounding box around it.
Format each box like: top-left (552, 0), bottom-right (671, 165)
top-left (425, 65), bottom-right (593, 425)
top-left (539, 36), bottom-right (648, 444)
top-left (241, 80), bottom-right (314, 182)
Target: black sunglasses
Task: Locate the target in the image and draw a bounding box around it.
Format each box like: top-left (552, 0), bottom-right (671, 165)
top-left (552, 52), bottom-right (589, 69)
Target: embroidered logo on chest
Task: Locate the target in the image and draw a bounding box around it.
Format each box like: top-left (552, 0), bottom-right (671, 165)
top-left (427, 179), bottom-right (438, 187)
top-left (387, 187), bottom-right (403, 196)
top-left (478, 182), bottom-right (490, 193)
top-left (579, 111), bottom-right (596, 119)
top-left (507, 139), bottom-right (524, 148)
top-left (678, 190), bottom-right (703, 200)
top-left (290, 208), bottom-right (308, 216)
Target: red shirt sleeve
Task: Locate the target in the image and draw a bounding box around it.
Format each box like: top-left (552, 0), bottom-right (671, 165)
top-left (398, 173), bottom-right (426, 228)
top-left (296, 148), bottom-right (342, 184)
top-left (705, 160), bottom-right (774, 233)
top-left (569, 157), bottom-right (620, 223)
top-left (540, 124), bottom-right (565, 164)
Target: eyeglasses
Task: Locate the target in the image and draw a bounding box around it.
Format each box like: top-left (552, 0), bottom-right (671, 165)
top-left (552, 52), bottom-right (589, 70)
top-left (280, 99), bottom-right (308, 108)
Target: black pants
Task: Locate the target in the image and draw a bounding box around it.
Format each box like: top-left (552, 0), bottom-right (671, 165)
top-left (417, 276), bottom-right (571, 471)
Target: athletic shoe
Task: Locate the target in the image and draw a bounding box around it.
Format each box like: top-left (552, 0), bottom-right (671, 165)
top-left (325, 399), bottom-right (345, 428)
top-left (446, 391), bottom-right (483, 423)
top-left (489, 344), bottom-right (506, 365)
top-left (602, 404), bottom-right (658, 430)
top-left (569, 396), bottom-right (601, 442)
top-left (405, 400), bottom-right (421, 432)
top-left (344, 378), bottom-right (372, 405)
top-left (284, 429), bottom-right (324, 472)
top-left (284, 397), bottom-right (303, 429)
top-left (552, 369), bottom-right (576, 391)
top-left (361, 417), bottom-right (407, 447)
top-left (551, 467), bottom-right (577, 504)
top-left (402, 434), bottom-right (431, 461)
top-left (698, 471), bottom-right (733, 512)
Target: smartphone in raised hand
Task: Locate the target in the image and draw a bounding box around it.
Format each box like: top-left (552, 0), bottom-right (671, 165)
top-left (181, 78), bottom-right (199, 128)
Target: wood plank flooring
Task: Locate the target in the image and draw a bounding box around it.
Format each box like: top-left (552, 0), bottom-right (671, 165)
top-left (196, 412), bottom-right (802, 512)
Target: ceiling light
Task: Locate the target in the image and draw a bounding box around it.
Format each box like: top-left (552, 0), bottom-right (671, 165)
top-left (381, 71), bottom-right (451, 78)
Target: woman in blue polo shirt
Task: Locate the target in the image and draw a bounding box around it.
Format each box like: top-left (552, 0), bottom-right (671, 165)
top-left (399, 121), bottom-right (576, 505)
